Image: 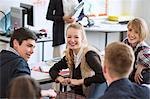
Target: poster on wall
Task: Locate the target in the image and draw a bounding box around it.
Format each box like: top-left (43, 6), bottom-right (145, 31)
top-left (84, 0), bottom-right (108, 16)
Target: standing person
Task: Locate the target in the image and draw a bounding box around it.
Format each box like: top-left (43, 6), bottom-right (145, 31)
top-left (0, 27), bottom-right (37, 98)
top-left (46, 0), bottom-right (83, 58)
top-left (49, 23), bottom-right (105, 96)
top-left (100, 42), bottom-right (150, 99)
top-left (123, 18), bottom-right (150, 84)
top-left (8, 75), bottom-right (57, 99)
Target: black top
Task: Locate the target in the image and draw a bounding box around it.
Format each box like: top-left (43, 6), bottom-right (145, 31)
top-left (49, 51), bottom-right (105, 95)
top-left (99, 78), bottom-right (150, 99)
top-left (46, 0), bottom-right (65, 46)
top-left (0, 50), bottom-right (30, 98)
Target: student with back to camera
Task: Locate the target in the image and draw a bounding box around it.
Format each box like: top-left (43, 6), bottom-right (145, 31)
top-left (100, 42), bottom-right (150, 99)
top-left (8, 75), bottom-right (57, 99)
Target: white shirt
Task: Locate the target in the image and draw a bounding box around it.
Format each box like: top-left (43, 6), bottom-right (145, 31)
top-left (62, 0), bottom-right (79, 16)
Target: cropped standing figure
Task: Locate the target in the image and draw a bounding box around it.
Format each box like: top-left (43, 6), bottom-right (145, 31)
top-left (100, 42), bottom-right (150, 99)
top-left (46, 0), bottom-right (83, 58)
top-left (8, 75), bottom-right (41, 99)
top-left (123, 18), bottom-right (150, 84)
top-left (0, 27), bottom-right (37, 98)
top-left (49, 23), bottom-right (105, 96)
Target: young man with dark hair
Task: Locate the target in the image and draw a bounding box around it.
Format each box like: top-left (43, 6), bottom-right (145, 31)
top-left (0, 27), bottom-right (37, 98)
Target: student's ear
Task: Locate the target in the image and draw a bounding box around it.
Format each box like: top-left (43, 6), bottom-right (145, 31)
top-left (13, 39), bottom-right (19, 48)
top-left (103, 64), bottom-right (107, 74)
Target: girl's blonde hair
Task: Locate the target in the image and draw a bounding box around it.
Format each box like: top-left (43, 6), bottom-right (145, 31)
top-left (64, 22), bottom-right (88, 67)
top-left (127, 18), bottom-right (149, 41)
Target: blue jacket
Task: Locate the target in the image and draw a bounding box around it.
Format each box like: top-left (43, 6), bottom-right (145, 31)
top-left (0, 50), bottom-right (30, 98)
top-left (99, 78), bottom-right (150, 99)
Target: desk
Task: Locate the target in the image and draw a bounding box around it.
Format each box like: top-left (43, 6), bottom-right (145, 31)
top-left (85, 23), bottom-right (127, 47)
top-left (30, 59), bottom-right (57, 84)
top-left (37, 37), bottom-right (52, 61)
top-left (0, 35), bottom-right (52, 61)
top-left (31, 70), bottom-right (52, 84)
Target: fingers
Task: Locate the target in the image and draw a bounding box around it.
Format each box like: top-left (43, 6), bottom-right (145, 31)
top-left (63, 15), bottom-right (75, 23)
top-left (61, 78), bottom-right (71, 85)
top-left (41, 89), bottom-right (57, 97)
top-left (134, 73), bottom-right (143, 84)
top-left (48, 89), bottom-right (57, 97)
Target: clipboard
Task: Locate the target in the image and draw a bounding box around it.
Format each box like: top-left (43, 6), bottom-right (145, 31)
top-left (74, 1), bottom-right (84, 13)
top-left (72, 1), bottom-right (84, 18)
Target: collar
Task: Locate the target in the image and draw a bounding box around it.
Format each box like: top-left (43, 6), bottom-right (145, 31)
top-left (73, 47), bottom-right (84, 68)
top-left (134, 41), bottom-right (148, 52)
top-left (105, 78), bottom-right (131, 92)
top-left (7, 47), bottom-right (20, 56)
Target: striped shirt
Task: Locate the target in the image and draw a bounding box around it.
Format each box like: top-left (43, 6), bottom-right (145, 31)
top-left (123, 38), bottom-right (150, 68)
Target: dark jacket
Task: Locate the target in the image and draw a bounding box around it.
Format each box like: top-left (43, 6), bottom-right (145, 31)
top-left (0, 50), bottom-right (30, 98)
top-left (99, 78), bottom-right (150, 99)
top-left (46, 0), bottom-right (65, 46)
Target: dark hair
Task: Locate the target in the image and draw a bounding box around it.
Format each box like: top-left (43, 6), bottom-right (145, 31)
top-left (10, 27), bottom-right (37, 47)
top-left (8, 75), bottom-right (41, 99)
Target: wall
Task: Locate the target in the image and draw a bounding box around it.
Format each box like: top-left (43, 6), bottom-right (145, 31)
top-left (132, 0), bottom-right (150, 44)
top-left (1, 0), bottom-right (150, 63)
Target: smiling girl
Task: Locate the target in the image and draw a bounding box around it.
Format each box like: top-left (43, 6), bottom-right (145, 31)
top-left (49, 22), bottom-right (105, 96)
top-left (123, 18), bottom-right (150, 84)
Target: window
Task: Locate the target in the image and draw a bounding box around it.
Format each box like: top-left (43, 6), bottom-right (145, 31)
top-left (84, 0), bottom-right (108, 17)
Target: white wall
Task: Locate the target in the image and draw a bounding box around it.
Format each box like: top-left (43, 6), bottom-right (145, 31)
top-left (132, 0), bottom-right (150, 44)
top-left (1, 0), bottom-right (150, 63)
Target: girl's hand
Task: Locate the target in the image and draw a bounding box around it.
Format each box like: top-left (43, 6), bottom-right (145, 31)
top-left (134, 64), bottom-right (146, 84)
top-left (55, 76), bottom-right (65, 83)
top-left (56, 77), bottom-right (71, 85)
top-left (69, 79), bottom-right (84, 86)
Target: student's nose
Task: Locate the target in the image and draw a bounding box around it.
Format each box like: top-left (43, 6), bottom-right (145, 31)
top-left (30, 47), bottom-right (34, 54)
top-left (70, 37), bottom-right (75, 42)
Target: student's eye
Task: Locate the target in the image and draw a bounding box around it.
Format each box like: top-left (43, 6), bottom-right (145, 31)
top-left (27, 45), bottom-right (32, 47)
top-left (67, 36), bottom-right (71, 38)
top-left (128, 29), bottom-right (132, 31)
top-left (135, 31), bottom-right (139, 34)
top-left (27, 44), bottom-right (35, 48)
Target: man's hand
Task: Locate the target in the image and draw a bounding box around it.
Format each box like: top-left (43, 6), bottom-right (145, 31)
top-left (41, 89), bottom-right (57, 98)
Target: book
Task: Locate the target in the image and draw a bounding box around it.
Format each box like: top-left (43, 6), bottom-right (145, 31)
top-left (72, 1), bottom-right (84, 19)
